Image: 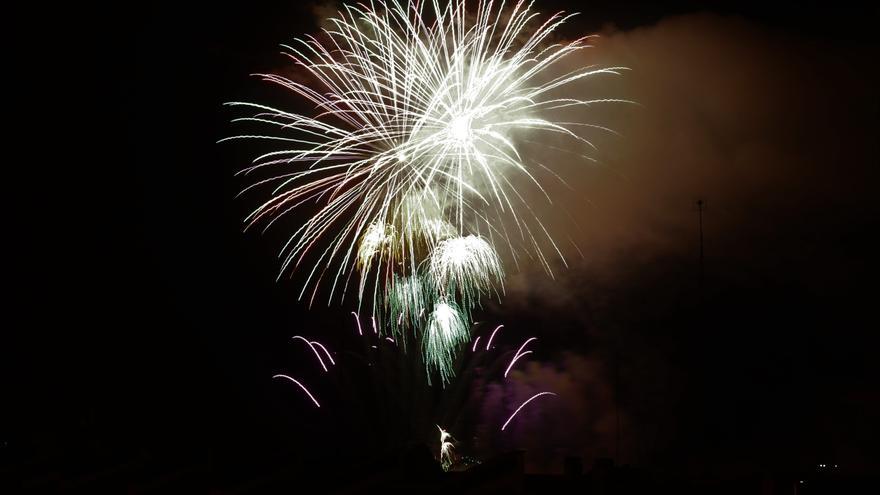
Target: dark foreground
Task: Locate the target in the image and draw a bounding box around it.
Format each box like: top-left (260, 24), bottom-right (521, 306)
top-left (6, 445), bottom-right (876, 494)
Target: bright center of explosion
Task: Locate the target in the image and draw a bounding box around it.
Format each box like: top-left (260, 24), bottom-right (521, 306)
top-left (443, 238), bottom-right (471, 264)
top-left (433, 302), bottom-right (459, 338)
top-left (448, 115), bottom-right (472, 143)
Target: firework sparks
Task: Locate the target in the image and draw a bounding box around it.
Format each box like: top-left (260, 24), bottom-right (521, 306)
top-left (291, 335), bottom-right (328, 372)
top-left (310, 340), bottom-right (336, 366)
top-left (504, 350), bottom-right (532, 377)
top-left (357, 221), bottom-right (395, 270)
top-left (501, 391), bottom-right (557, 430)
top-left (486, 324), bottom-right (504, 350)
top-left (429, 235), bottom-right (503, 308)
top-left (438, 425), bottom-right (456, 471)
top-left (424, 300), bottom-right (469, 383)
top-left (386, 274), bottom-right (429, 337)
top-left (272, 374), bottom-right (321, 408)
top-left (351, 312), bottom-right (363, 336)
top-left (504, 337), bottom-right (537, 377)
top-left (227, 0), bottom-right (627, 382)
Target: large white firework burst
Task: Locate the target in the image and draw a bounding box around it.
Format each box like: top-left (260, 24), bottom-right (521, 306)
top-left (225, 0), bottom-right (627, 381)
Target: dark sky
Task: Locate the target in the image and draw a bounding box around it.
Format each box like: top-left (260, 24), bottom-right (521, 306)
top-left (8, 0), bottom-right (879, 489)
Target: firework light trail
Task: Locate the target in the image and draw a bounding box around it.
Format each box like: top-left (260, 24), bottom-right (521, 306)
top-left (501, 391), bottom-right (557, 430)
top-left (291, 335), bottom-right (329, 372)
top-left (226, 0), bottom-right (627, 382)
top-left (310, 340), bottom-right (336, 366)
top-left (486, 324), bottom-right (504, 350)
top-left (272, 374), bottom-right (322, 407)
top-left (504, 336), bottom-right (536, 377)
top-left (274, 315), bottom-right (562, 467)
top-left (351, 312), bottom-right (363, 335)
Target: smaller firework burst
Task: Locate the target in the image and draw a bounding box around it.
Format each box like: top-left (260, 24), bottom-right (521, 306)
top-left (424, 300), bottom-right (469, 384)
top-left (437, 425), bottom-right (457, 471)
top-left (385, 273), bottom-right (430, 341)
top-left (357, 221), bottom-right (395, 270)
top-left (429, 235), bottom-right (503, 310)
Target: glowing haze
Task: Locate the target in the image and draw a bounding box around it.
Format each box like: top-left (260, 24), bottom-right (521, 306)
top-left (225, 0), bottom-right (626, 381)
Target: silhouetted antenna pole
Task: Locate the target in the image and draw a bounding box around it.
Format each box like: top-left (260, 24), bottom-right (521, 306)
top-left (695, 199), bottom-right (705, 292)
top-left (615, 346), bottom-right (621, 464)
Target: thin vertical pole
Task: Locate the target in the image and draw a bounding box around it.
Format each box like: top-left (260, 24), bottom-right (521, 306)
top-left (696, 199), bottom-right (704, 292)
top-left (615, 346), bottom-right (621, 464)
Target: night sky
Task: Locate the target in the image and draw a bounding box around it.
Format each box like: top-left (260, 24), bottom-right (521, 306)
top-left (8, 0), bottom-right (879, 490)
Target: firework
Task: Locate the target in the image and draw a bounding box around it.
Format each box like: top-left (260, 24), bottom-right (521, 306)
top-left (438, 425), bottom-right (456, 471)
top-left (351, 312), bottom-right (363, 335)
top-left (501, 391), bottom-right (557, 430)
top-left (504, 336), bottom-right (537, 377)
top-left (291, 335), bottom-right (329, 372)
top-left (272, 374), bottom-right (321, 407)
top-left (424, 300), bottom-right (469, 383)
top-left (273, 316), bottom-right (561, 464)
top-left (310, 339), bottom-right (336, 366)
top-left (227, 0), bottom-right (627, 382)
top-left (356, 221), bottom-right (395, 271)
top-left (386, 273), bottom-right (430, 339)
top-left (428, 235), bottom-right (503, 310)
top-left (485, 324), bottom-right (504, 350)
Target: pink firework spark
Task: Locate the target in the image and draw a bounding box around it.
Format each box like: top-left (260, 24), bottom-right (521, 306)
top-left (501, 392), bottom-right (557, 430)
top-left (504, 337), bottom-right (537, 377)
top-left (485, 324), bottom-right (504, 350)
top-left (351, 312), bottom-right (363, 335)
top-left (292, 335), bottom-right (328, 372)
top-left (504, 350), bottom-right (533, 377)
top-left (309, 340), bottom-right (336, 366)
top-left (272, 374), bottom-right (321, 408)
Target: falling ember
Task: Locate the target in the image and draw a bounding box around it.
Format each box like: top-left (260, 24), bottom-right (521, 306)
top-left (309, 340), bottom-right (335, 366)
top-left (272, 374), bottom-right (321, 408)
top-left (352, 312), bottom-right (363, 336)
top-left (486, 325), bottom-right (504, 351)
top-left (291, 335), bottom-right (328, 372)
top-left (501, 392), bottom-right (557, 431)
top-left (504, 337), bottom-right (537, 377)
top-left (504, 351), bottom-right (533, 377)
